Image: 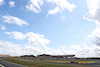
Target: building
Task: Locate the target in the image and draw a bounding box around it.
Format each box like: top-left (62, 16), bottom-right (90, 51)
top-left (21, 55), bottom-right (35, 58)
top-left (0, 54), bottom-right (11, 58)
top-left (37, 54), bottom-right (75, 60)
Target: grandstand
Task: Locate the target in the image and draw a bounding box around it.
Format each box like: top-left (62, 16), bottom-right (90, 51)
top-left (37, 54), bottom-right (75, 60)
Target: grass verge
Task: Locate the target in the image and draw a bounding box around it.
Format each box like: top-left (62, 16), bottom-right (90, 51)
top-left (3, 58), bottom-right (94, 67)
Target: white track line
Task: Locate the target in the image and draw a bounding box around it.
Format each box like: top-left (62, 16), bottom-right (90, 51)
top-left (0, 64), bottom-right (4, 67)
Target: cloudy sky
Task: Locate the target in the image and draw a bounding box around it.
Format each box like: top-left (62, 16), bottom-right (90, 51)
top-left (0, 0), bottom-right (100, 57)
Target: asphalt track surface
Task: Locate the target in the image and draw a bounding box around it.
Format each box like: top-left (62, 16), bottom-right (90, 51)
top-left (0, 59), bottom-right (27, 67)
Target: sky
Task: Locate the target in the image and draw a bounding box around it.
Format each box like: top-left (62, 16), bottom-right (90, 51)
top-left (0, 0), bottom-right (100, 57)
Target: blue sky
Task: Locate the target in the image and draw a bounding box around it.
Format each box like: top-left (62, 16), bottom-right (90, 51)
top-left (0, 0), bottom-right (100, 57)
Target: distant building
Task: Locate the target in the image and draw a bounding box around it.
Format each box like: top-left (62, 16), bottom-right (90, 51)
top-left (21, 55), bottom-right (35, 58)
top-left (37, 54), bottom-right (75, 60)
top-left (0, 54), bottom-right (11, 58)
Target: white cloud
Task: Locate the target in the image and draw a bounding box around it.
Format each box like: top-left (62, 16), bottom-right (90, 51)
top-left (0, 41), bottom-right (23, 56)
top-left (70, 44), bottom-right (99, 57)
top-left (61, 16), bottom-right (66, 21)
top-left (0, 40), bottom-right (60, 56)
top-left (84, 0), bottom-right (100, 46)
top-left (48, 7), bottom-right (60, 14)
top-left (88, 27), bottom-right (100, 38)
top-left (0, 25), bottom-right (6, 30)
top-left (47, 0), bottom-right (76, 12)
top-left (61, 16), bottom-right (65, 19)
top-left (84, 0), bottom-right (100, 26)
top-left (26, 32), bottom-right (50, 46)
top-left (5, 31), bottom-right (100, 57)
top-left (88, 27), bottom-right (100, 46)
top-left (84, 0), bottom-right (100, 56)
top-left (0, 40), bottom-right (47, 56)
top-left (26, 0), bottom-right (44, 13)
top-left (5, 31), bottom-right (50, 46)
top-left (0, 0), bottom-right (4, 6)
top-left (2, 15), bottom-right (29, 26)
top-left (9, 1), bottom-right (15, 8)
top-left (26, 0), bottom-right (76, 14)
top-left (0, 40), bottom-right (100, 57)
top-left (5, 31), bottom-right (27, 40)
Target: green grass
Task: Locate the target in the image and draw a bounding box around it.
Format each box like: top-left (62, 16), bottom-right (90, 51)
top-left (3, 58), bottom-right (94, 67)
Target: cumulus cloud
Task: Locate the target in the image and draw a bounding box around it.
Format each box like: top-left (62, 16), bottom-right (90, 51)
top-left (4, 30), bottom-right (100, 57)
top-left (47, 0), bottom-right (76, 14)
top-left (0, 41), bottom-right (23, 56)
top-left (2, 15), bottom-right (29, 26)
top-left (26, 32), bottom-right (50, 46)
top-left (5, 31), bottom-right (26, 40)
top-left (0, 25), bottom-right (6, 30)
top-left (88, 27), bottom-right (100, 46)
top-left (84, 0), bottom-right (100, 26)
top-left (9, 1), bottom-right (15, 8)
top-left (84, 0), bottom-right (100, 56)
top-left (0, 0), bottom-right (4, 6)
top-left (48, 7), bottom-right (60, 14)
top-left (5, 31), bottom-right (50, 46)
top-left (0, 40), bottom-right (100, 57)
top-left (85, 0), bottom-right (100, 46)
top-left (88, 27), bottom-right (100, 38)
top-left (0, 40), bottom-right (60, 56)
top-left (71, 44), bottom-right (100, 57)
top-left (26, 0), bottom-right (76, 14)
top-left (93, 37), bottom-right (100, 46)
top-left (26, 0), bottom-right (44, 13)
top-left (0, 40), bottom-right (47, 56)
